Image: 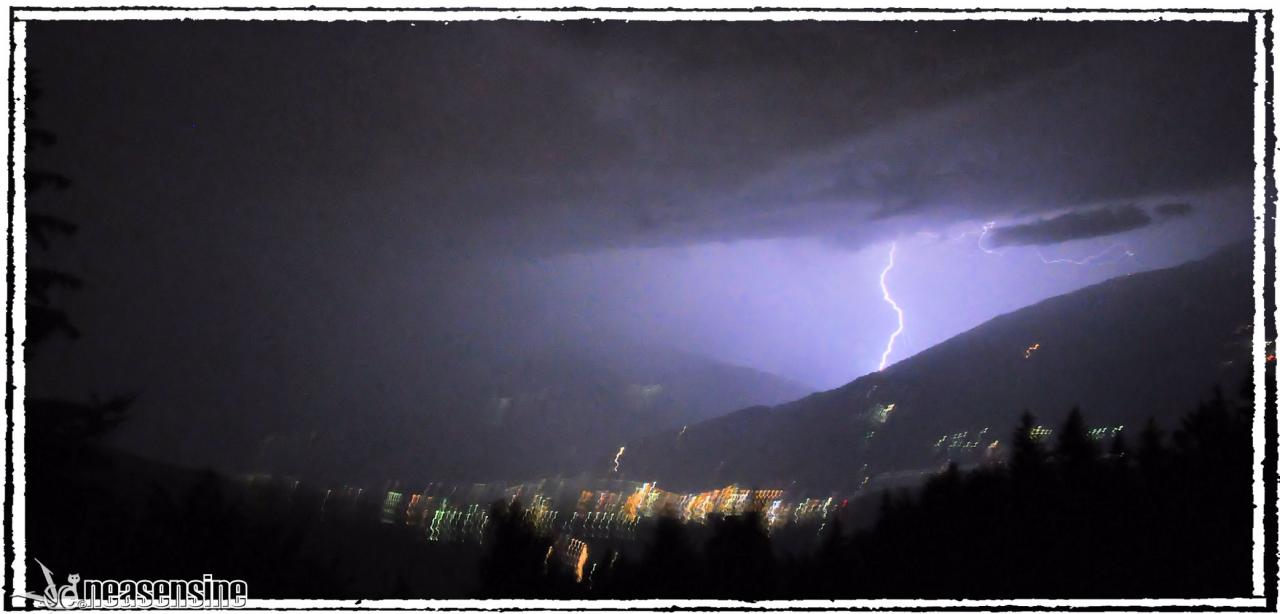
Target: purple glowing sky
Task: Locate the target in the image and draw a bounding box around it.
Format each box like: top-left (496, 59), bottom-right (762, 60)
top-left (508, 181), bottom-right (1247, 389)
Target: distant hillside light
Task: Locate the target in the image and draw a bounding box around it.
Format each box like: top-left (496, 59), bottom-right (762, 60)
top-left (1024, 342), bottom-right (1041, 359)
top-left (872, 402), bottom-right (896, 424)
top-left (612, 446), bottom-right (626, 473)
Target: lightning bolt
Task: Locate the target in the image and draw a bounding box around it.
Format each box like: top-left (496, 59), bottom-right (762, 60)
top-left (975, 221), bottom-right (999, 254)
top-left (877, 242), bottom-right (905, 372)
top-left (612, 446), bottom-right (626, 473)
top-left (1035, 243), bottom-right (1135, 265)
top-left (960, 220), bottom-right (1136, 265)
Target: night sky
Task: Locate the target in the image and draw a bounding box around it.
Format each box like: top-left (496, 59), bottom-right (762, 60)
top-left (24, 19), bottom-right (1255, 471)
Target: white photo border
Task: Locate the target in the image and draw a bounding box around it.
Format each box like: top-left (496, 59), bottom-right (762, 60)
top-left (3, 4), bottom-right (1274, 611)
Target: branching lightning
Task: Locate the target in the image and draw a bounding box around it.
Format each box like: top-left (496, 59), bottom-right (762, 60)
top-left (974, 221), bottom-right (999, 254)
top-left (877, 242), bottom-right (905, 372)
top-left (882, 219), bottom-right (1132, 374)
top-left (961, 220), bottom-right (1136, 266)
top-left (1035, 243), bottom-right (1135, 265)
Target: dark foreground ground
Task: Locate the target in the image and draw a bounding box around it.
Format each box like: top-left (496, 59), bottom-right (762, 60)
top-left (25, 380), bottom-right (1257, 600)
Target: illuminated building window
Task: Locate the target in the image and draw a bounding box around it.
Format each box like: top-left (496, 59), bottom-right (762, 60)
top-left (404, 494), bottom-right (423, 525)
top-left (932, 427), bottom-right (993, 451)
top-left (1087, 425), bottom-right (1125, 440)
top-left (380, 491), bottom-right (403, 524)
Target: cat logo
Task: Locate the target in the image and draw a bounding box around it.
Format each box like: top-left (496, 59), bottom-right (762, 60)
top-left (18, 559), bottom-right (81, 609)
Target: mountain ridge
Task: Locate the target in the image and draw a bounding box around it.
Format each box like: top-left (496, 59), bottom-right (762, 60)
top-left (620, 243), bottom-right (1255, 493)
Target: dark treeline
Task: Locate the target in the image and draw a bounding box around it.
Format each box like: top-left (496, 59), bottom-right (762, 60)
top-left (822, 384), bottom-right (1254, 598)
top-left (27, 448), bottom-right (489, 598)
top-left (25, 381), bottom-right (1255, 600)
top-left (475, 383), bottom-right (1255, 599)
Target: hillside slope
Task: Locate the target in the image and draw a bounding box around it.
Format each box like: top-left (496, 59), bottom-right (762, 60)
top-left (622, 244), bottom-right (1255, 492)
top-left (251, 343), bottom-right (811, 484)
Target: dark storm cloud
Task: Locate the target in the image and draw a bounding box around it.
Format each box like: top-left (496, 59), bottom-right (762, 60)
top-left (542, 20), bottom-right (1249, 252)
top-left (32, 20), bottom-right (1248, 261)
top-left (986, 205), bottom-right (1153, 247)
top-left (1155, 202), bottom-right (1196, 218)
top-left (600, 22), bottom-right (1249, 248)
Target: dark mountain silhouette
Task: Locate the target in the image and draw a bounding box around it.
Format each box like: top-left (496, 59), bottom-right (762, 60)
top-left (623, 243), bottom-right (1254, 492)
top-left (252, 343), bottom-right (811, 485)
